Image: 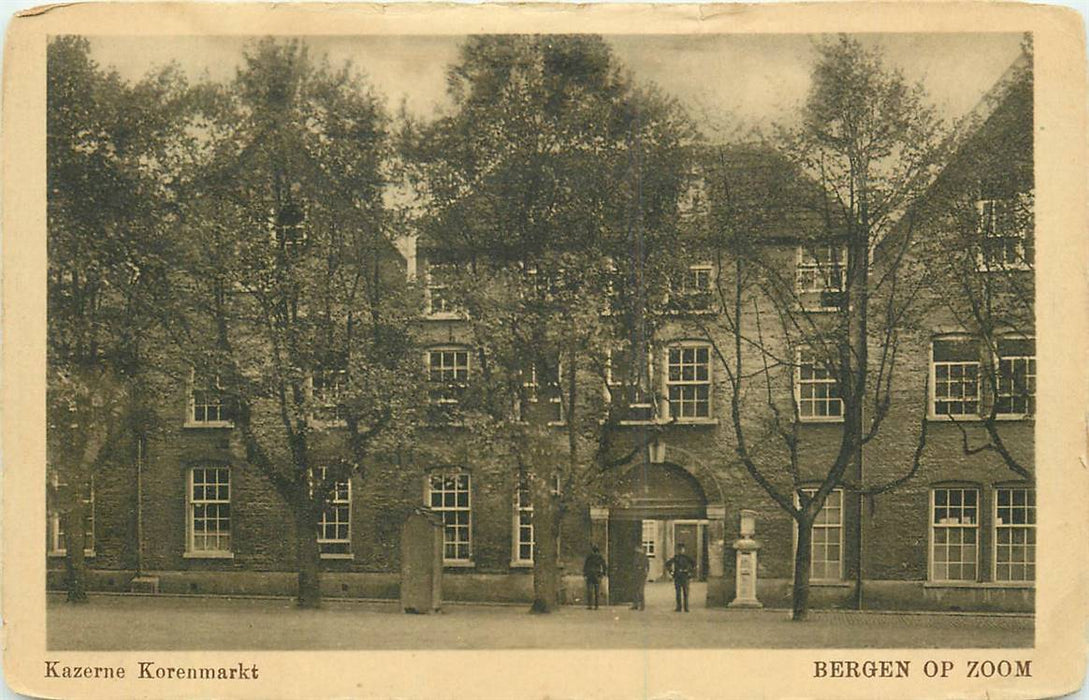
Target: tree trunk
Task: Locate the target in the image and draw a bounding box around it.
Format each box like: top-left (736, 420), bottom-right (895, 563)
top-left (791, 515), bottom-right (813, 621)
top-left (295, 504), bottom-right (322, 609)
top-left (530, 480), bottom-right (560, 614)
top-left (64, 493), bottom-right (88, 604)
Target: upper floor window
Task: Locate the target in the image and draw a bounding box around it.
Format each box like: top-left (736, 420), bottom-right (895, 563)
top-left (978, 199), bottom-right (1031, 270)
top-left (311, 366), bottom-right (348, 425)
top-left (670, 263), bottom-right (715, 311)
top-left (425, 262), bottom-right (460, 317)
top-left (795, 348), bottom-right (843, 422)
top-left (275, 201), bottom-right (307, 250)
top-left (428, 469), bottom-right (472, 564)
top-left (427, 347), bottom-right (470, 420)
top-left (996, 337), bottom-right (1035, 417)
top-left (930, 338), bottom-right (980, 418)
top-left (665, 344), bottom-right (711, 421)
top-left (796, 244), bottom-right (846, 310)
top-left (187, 370), bottom-right (233, 428)
top-left (522, 360), bottom-right (564, 425)
top-left (930, 487), bottom-right (979, 582)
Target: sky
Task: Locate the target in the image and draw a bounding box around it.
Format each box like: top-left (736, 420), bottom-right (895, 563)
top-left (86, 33), bottom-right (1025, 137)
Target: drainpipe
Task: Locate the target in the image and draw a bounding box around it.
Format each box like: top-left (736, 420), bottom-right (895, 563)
top-left (136, 435), bottom-right (144, 576)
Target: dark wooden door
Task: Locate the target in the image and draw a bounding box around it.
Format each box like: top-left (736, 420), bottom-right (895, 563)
top-left (607, 519), bottom-right (642, 604)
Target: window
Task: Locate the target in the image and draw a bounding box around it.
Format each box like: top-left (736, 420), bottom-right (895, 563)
top-left (930, 487), bottom-right (979, 582)
top-left (312, 467), bottom-right (351, 557)
top-left (666, 344), bottom-right (711, 420)
top-left (795, 348), bottom-right (843, 421)
top-left (428, 470), bottom-right (471, 563)
top-left (994, 487), bottom-right (1035, 582)
top-left (275, 202), bottom-right (307, 249)
top-left (931, 338), bottom-right (980, 418)
top-left (996, 338), bottom-right (1035, 417)
top-left (188, 466), bottom-right (231, 555)
top-left (311, 366), bottom-right (348, 424)
top-left (48, 474), bottom-right (94, 556)
top-left (188, 371), bottom-right (232, 427)
top-left (671, 263), bottom-right (714, 311)
top-left (522, 361), bottom-right (564, 424)
top-left (978, 199), bottom-right (1030, 270)
top-left (796, 244), bottom-right (846, 309)
top-left (799, 488), bottom-right (843, 581)
top-left (425, 262), bottom-right (459, 316)
top-left (513, 482), bottom-right (534, 565)
top-left (427, 348), bottom-right (470, 419)
top-left (641, 520), bottom-right (657, 557)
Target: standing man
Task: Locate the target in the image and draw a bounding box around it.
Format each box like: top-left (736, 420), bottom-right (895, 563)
top-left (631, 545), bottom-right (650, 611)
top-left (583, 545), bottom-right (607, 610)
top-left (665, 542), bottom-right (696, 612)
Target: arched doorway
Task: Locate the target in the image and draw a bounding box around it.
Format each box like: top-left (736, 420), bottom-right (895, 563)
top-left (606, 461), bottom-right (709, 605)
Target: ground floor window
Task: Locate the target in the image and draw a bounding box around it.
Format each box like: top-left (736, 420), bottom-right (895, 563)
top-left (930, 487), bottom-right (979, 582)
top-left (48, 474), bottom-right (94, 556)
top-left (313, 467), bottom-right (351, 557)
top-left (428, 470), bottom-right (471, 563)
top-left (994, 486), bottom-right (1035, 582)
top-left (801, 488), bottom-right (843, 581)
top-left (641, 520), bottom-right (657, 557)
top-left (188, 465), bottom-right (231, 554)
top-left (513, 483), bottom-right (534, 564)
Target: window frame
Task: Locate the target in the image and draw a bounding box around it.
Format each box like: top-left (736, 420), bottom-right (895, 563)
top-left (511, 481), bottom-right (534, 567)
top-left (663, 343), bottom-right (713, 422)
top-left (994, 336), bottom-right (1036, 420)
top-left (312, 466), bottom-right (353, 559)
top-left (928, 486), bottom-right (980, 583)
top-left (424, 261), bottom-right (462, 319)
top-left (522, 360), bottom-right (565, 426)
top-left (929, 337), bottom-right (982, 421)
top-left (641, 520), bottom-right (658, 558)
top-left (669, 263), bottom-right (715, 312)
top-left (309, 366), bottom-right (349, 427)
top-left (426, 346), bottom-right (471, 420)
top-left (185, 368), bottom-right (234, 429)
top-left (993, 485), bottom-right (1036, 584)
top-left (793, 488), bottom-right (844, 582)
top-left (795, 244), bottom-right (847, 311)
top-left (794, 347), bottom-right (844, 423)
top-left (185, 464), bottom-right (233, 558)
top-left (427, 469), bottom-right (473, 566)
top-left (47, 473), bottom-right (95, 558)
top-left (976, 198), bottom-right (1032, 272)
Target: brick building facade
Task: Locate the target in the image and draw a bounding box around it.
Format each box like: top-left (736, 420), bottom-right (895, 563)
top-left (48, 52), bottom-right (1034, 613)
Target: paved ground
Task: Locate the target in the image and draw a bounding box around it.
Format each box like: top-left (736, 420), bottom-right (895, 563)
top-left (47, 592), bottom-right (1033, 650)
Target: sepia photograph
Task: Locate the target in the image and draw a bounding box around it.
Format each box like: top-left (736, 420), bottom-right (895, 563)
top-left (44, 29), bottom-right (1037, 651)
top-left (4, 3), bottom-right (1086, 699)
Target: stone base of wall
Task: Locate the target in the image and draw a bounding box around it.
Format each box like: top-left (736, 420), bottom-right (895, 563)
top-left (47, 569), bottom-right (1034, 612)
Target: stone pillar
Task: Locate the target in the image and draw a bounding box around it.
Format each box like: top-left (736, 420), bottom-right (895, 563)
top-left (705, 504), bottom-right (727, 607)
top-left (729, 509), bottom-right (763, 609)
top-left (589, 506), bottom-right (609, 604)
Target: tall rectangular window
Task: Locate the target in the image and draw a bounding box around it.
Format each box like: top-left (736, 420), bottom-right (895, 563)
top-left (931, 338), bottom-right (980, 417)
top-left (426, 262), bottom-right (459, 316)
top-left (801, 488), bottom-right (843, 581)
top-left (796, 348), bottom-right (843, 421)
top-left (996, 338), bottom-right (1035, 417)
top-left (514, 483), bottom-right (534, 564)
top-left (313, 467), bottom-right (351, 557)
top-left (796, 244), bottom-right (846, 310)
top-left (666, 345), bottom-right (711, 420)
top-left (930, 487), bottom-right (979, 582)
top-left (641, 520), bottom-right (657, 557)
top-left (188, 466), bottom-right (231, 554)
top-left (523, 361), bottom-right (564, 424)
top-left (995, 487), bottom-right (1035, 582)
top-left (428, 470), bottom-right (471, 563)
top-left (427, 348), bottom-right (470, 419)
top-left (48, 474), bottom-right (94, 556)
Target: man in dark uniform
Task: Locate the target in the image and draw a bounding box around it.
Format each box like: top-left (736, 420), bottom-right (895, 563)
top-left (583, 545), bottom-right (607, 610)
top-left (665, 542), bottom-right (696, 612)
top-left (631, 545), bottom-right (650, 611)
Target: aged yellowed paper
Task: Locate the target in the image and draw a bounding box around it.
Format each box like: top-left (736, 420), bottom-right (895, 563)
top-left (4, 2), bottom-right (1087, 698)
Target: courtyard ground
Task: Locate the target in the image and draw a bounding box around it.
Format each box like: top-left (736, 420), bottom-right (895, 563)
top-left (47, 587), bottom-right (1033, 650)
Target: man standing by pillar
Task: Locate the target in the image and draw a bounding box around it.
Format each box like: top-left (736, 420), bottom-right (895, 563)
top-left (666, 542), bottom-right (696, 612)
top-left (631, 545), bottom-right (650, 611)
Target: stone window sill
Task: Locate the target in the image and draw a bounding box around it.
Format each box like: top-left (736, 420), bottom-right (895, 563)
top-left (183, 551), bottom-right (235, 560)
top-left (182, 421), bottom-right (235, 430)
top-left (320, 553), bottom-right (354, 560)
top-left (48, 551), bottom-right (95, 558)
top-left (443, 560), bottom-right (475, 569)
top-left (923, 581), bottom-right (1034, 590)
